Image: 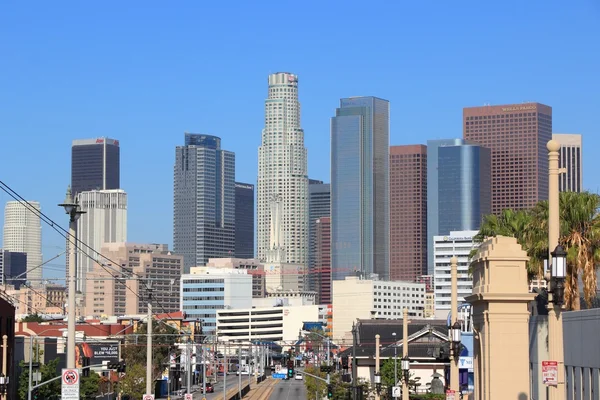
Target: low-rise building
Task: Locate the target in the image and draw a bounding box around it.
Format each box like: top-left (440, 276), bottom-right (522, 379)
top-left (332, 276), bottom-right (426, 341)
top-left (217, 304), bottom-right (320, 343)
top-left (206, 257), bottom-right (265, 298)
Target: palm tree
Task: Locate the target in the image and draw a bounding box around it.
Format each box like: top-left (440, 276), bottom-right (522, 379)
top-left (474, 192), bottom-right (600, 310)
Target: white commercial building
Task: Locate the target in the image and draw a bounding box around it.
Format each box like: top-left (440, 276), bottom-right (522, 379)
top-left (433, 230), bottom-right (479, 319)
top-left (332, 276), bottom-right (426, 342)
top-left (3, 200), bottom-right (43, 284)
top-left (553, 133), bottom-right (583, 192)
top-left (217, 304), bottom-right (320, 343)
top-left (257, 72), bottom-right (309, 277)
top-left (76, 189), bottom-right (127, 293)
top-left (181, 267), bottom-right (253, 332)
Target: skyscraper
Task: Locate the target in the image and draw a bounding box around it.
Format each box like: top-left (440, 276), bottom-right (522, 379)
top-left (463, 103), bottom-right (552, 214)
top-left (71, 138), bottom-right (120, 196)
top-left (389, 145), bottom-right (427, 282)
top-left (315, 217), bottom-right (331, 304)
top-left (235, 182), bottom-right (254, 258)
top-left (331, 96), bottom-right (390, 280)
top-left (553, 134), bottom-right (583, 192)
top-left (426, 139), bottom-right (464, 275)
top-left (3, 201), bottom-right (42, 284)
top-left (0, 250), bottom-right (27, 289)
top-left (174, 133), bottom-right (235, 272)
top-left (257, 72), bottom-right (309, 270)
top-left (75, 189), bottom-right (128, 292)
top-left (438, 144), bottom-right (491, 234)
top-left (309, 182), bottom-right (330, 292)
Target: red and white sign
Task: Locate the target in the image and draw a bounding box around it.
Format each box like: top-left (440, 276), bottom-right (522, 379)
top-left (143, 395), bottom-right (155, 400)
top-left (184, 394), bottom-right (193, 400)
top-left (62, 369), bottom-right (79, 385)
top-left (446, 389), bottom-right (456, 400)
top-left (542, 361), bottom-right (558, 385)
top-left (61, 369), bottom-right (80, 400)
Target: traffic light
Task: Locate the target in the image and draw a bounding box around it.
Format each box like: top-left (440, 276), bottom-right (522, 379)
top-left (327, 384), bottom-right (333, 398)
top-left (82, 356), bottom-right (90, 377)
top-left (107, 360), bottom-right (126, 373)
top-left (287, 367), bottom-right (294, 378)
top-left (32, 388), bottom-right (39, 400)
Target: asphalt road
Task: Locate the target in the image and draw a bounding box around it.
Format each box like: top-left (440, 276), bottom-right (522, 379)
top-left (268, 377), bottom-right (308, 400)
top-left (194, 374), bottom-right (250, 399)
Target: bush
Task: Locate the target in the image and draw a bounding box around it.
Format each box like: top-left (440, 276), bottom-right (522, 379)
top-left (410, 394), bottom-right (445, 400)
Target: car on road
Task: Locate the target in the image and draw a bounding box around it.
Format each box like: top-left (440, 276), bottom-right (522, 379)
top-left (295, 372), bottom-right (303, 380)
top-left (204, 382), bottom-right (214, 393)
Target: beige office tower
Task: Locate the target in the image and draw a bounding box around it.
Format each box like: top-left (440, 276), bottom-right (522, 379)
top-left (84, 243), bottom-right (183, 317)
top-left (552, 133), bottom-right (583, 192)
top-left (257, 72), bottom-right (309, 280)
top-left (3, 201), bottom-right (43, 285)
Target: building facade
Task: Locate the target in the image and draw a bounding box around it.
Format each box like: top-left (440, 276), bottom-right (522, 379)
top-left (217, 304), bottom-right (320, 343)
top-left (389, 145), bottom-right (427, 282)
top-left (332, 276), bottom-right (426, 341)
top-left (315, 217), bottom-right (331, 305)
top-left (309, 182), bottom-right (330, 293)
top-left (235, 182), bottom-right (254, 258)
top-left (426, 139), bottom-right (465, 275)
top-left (437, 144), bottom-right (491, 234)
top-left (553, 133), bottom-right (583, 192)
top-left (180, 267), bottom-right (253, 332)
top-left (463, 103), bottom-right (552, 214)
top-left (85, 243), bottom-right (183, 317)
top-left (205, 257), bottom-right (265, 298)
top-left (71, 137), bottom-right (120, 196)
top-left (174, 133), bottom-right (235, 272)
top-left (331, 96), bottom-right (390, 281)
top-left (0, 250), bottom-right (27, 289)
top-left (257, 72), bottom-right (309, 270)
top-left (3, 201), bottom-right (42, 284)
top-left (75, 189), bottom-right (127, 293)
top-left (433, 230), bottom-right (479, 318)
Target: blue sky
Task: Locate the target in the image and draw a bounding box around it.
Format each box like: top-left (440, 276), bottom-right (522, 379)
top-left (1, 1), bottom-right (599, 280)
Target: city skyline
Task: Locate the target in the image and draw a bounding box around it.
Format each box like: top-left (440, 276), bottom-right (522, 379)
top-left (1, 2), bottom-right (598, 281)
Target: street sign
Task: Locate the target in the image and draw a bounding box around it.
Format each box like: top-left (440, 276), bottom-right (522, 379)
top-left (542, 360), bottom-right (558, 385)
top-left (184, 394), bottom-right (193, 400)
top-left (446, 389), bottom-right (456, 400)
top-left (273, 373), bottom-right (287, 379)
top-left (392, 386), bottom-right (401, 398)
top-left (142, 395), bottom-right (154, 400)
top-left (61, 369), bottom-right (80, 400)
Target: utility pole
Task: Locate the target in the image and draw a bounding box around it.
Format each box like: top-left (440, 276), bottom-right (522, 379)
top-left (1, 335), bottom-right (7, 400)
top-left (202, 340), bottom-right (206, 397)
top-left (223, 342), bottom-right (227, 399)
top-left (186, 340), bottom-right (192, 394)
top-left (450, 256), bottom-right (459, 392)
top-left (375, 334), bottom-right (380, 400)
top-left (402, 308), bottom-right (409, 400)
top-left (146, 284), bottom-right (153, 396)
top-left (27, 336), bottom-right (33, 400)
top-left (238, 343), bottom-right (242, 399)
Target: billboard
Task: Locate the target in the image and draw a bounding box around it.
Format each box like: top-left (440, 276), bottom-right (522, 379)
top-left (75, 342), bottom-right (119, 368)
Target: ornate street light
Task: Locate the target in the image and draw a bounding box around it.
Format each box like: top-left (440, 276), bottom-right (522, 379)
top-left (401, 355), bottom-right (411, 384)
top-left (550, 245), bottom-right (567, 306)
top-left (449, 321), bottom-right (462, 358)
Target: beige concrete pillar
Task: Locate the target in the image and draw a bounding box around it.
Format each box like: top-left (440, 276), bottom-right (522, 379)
top-left (375, 334), bottom-right (380, 400)
top-left (547, 139), bottom-right (565, 400)
top-left (402, 308), bottom-right (409, 400)
top-left (450, 256), bottom-right (459, 392)
top-left (465, 236), bottom-right (535, 400)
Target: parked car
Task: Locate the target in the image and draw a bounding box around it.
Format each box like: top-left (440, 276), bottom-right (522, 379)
top-left (295, 373), bottom-right (303, 380)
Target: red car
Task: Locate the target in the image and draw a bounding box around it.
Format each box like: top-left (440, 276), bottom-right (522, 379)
top-left (204, 382), bottom-right (214, 393)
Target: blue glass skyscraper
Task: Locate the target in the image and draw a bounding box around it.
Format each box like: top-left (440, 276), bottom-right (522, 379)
top-left (331, 97), bottom-right (389, 280)
top-left (174, 133), bottom-right (236, 272)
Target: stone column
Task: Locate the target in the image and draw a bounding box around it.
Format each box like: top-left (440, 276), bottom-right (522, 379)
top-left (465, 236), bottom-right (535, 400)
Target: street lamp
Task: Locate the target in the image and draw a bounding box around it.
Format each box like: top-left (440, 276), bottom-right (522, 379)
top-left (550, 245), bottom-right (567, 306)
top-left (0, 373), bottom-right (8, 396)
top-left (401, 356), bottom-right (410, 385)
top-left (374, 371), bottom-right (381, 394)
top-left (392, 332), bottom-right (397, 385)
top-left (58, 186), bottom-right (85, 369)
top-left (449, 321), bottom-right (462, 357)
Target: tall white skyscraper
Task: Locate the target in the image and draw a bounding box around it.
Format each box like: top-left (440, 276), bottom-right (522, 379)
top-left (257, 72), bottom-right (309, 273)
top-left (75, 189), bottom-right (127, 292)
top-left (3, 201), bottom-right (43, 284)
top-left (553, 133), bottom-right (583, 192)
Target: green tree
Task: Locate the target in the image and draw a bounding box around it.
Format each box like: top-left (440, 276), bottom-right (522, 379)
top-left (303, 365), bottom-right (327, 400)
top-left (21, 313), bottom-right (45, 323)
top-left (475, 191), bottom-right (600, 310)
top-left (18, 358), bottom-right (61, 400)
top-left (80, 372), bottom-right (101, 399)
top-left (117, 362), bottom-right (147, 398)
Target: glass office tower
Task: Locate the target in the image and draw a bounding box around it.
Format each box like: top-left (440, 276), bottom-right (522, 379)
top-left (331, 96), bottom-right (389, 280)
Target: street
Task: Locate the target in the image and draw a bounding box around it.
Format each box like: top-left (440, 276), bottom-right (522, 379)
top-left (200, 374), bottom-right (248, 400)
top-left (268, 377), bottom-right (308, 400)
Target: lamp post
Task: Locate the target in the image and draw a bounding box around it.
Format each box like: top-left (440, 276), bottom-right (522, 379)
top-left (546, 139), bottom-right (565, 400)
top-left (374, 371), bottom-right (381, 395)
top-left (402, 308), bottom-right (409, 400)
top-left (58, 186), bottom-right (86, 370)
top-left (374, 334), bottom-right (381, 400)
top-left (449, 256), bottom-right (460, 392)
top-left (392, 332), bottom-right (397, 386)
top-left (1, 335), bottom-right (8, 400)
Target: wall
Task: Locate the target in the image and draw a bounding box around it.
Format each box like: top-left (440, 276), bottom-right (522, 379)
top-left (529, 315), bottom-right (549, 400)
top-left (563, 309), bottom-right (600, 399)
